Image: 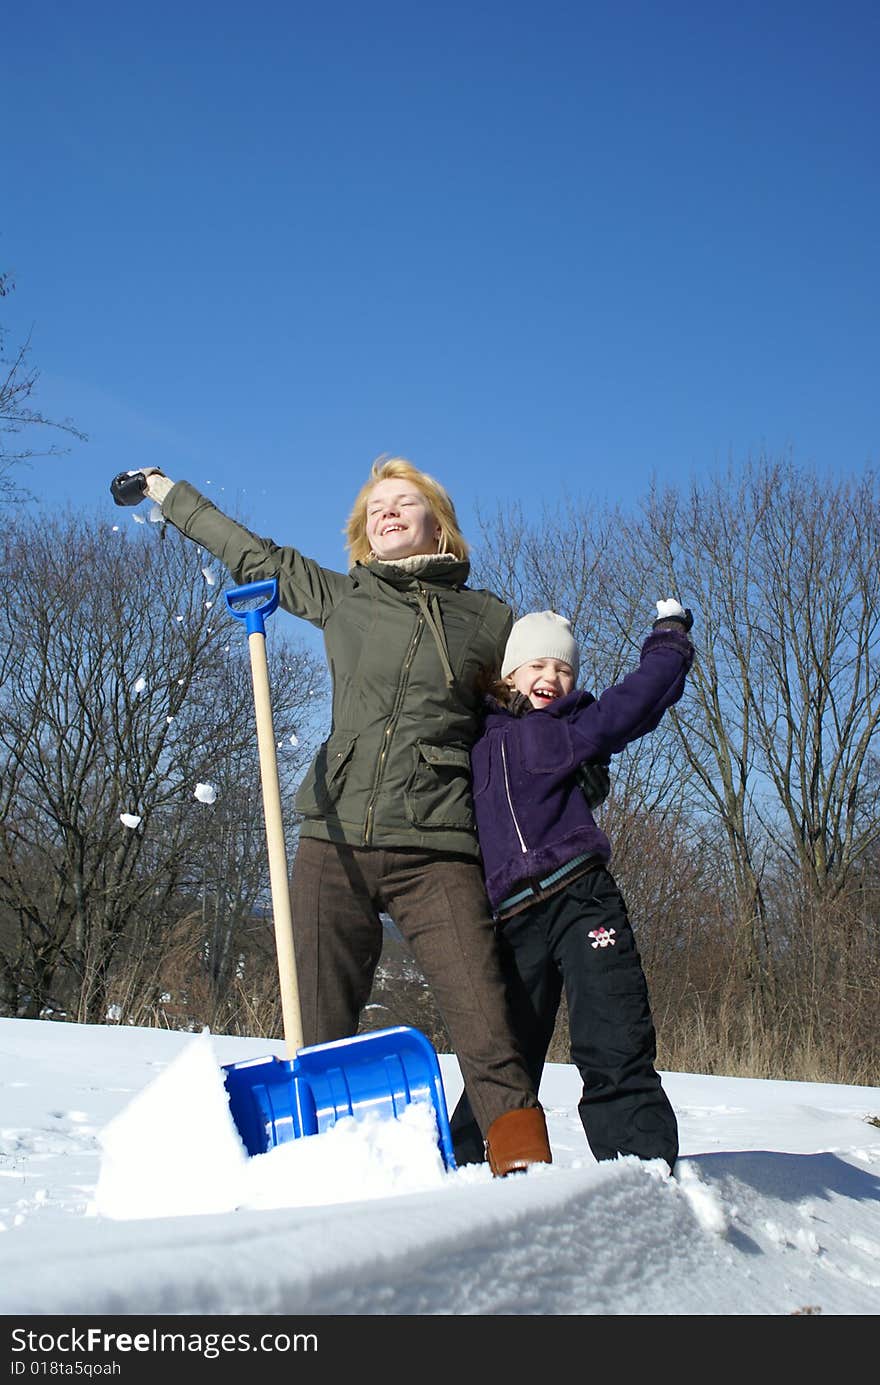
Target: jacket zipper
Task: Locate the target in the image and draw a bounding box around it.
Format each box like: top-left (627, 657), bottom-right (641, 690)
top-left (500, 740), bottom-right (528, 853)
top-left (363, 611), bottom-right (424, 845)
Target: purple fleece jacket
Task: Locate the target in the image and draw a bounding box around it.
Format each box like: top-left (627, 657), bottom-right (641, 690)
top-left (471, 626), bottom-right (694, 911)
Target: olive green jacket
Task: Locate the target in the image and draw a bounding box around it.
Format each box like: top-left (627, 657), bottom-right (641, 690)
top-left (162, 482), bottom-right (512, 856)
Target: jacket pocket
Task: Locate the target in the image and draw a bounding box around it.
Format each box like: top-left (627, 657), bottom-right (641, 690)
top-left (520, 717), bottom-right (574, 774)
top-left (405, 742), bottom-right (475, 831)
top-left (295, 735), bottom-right (357, 817)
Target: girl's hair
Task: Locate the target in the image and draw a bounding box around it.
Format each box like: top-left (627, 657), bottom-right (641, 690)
top-left (345, 456), bottom-right (470, 565)
top-left (483, 673), bottom-right (517, 705)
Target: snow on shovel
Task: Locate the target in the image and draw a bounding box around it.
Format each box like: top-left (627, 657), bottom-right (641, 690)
top-left (221, 579), bottom-right (456, 1169)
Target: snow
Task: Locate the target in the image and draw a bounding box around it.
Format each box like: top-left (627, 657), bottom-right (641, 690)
top-left (1, 1017), bottom-right (879, 1317)
top-left (193, 782), bottom-right (218, 805)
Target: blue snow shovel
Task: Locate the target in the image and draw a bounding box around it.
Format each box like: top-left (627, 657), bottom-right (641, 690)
top-left (220, 579), bottom-right (456, 1169)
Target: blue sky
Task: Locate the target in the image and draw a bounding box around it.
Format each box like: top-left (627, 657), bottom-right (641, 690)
top-left (4, 0), bottom-right (878, 585)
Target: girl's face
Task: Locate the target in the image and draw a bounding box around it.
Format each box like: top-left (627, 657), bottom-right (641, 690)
top-left (507, 658), bottom-right (576, 709)
top-left (365, 478), bottom-right (441, 560)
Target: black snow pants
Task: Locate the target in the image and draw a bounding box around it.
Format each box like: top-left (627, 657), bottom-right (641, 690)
top-left (449, 865), bottom-right (679, 1171)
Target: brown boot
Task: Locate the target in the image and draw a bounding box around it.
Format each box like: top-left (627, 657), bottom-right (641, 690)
top-left (485, 1106), bottom-right (553, 1177)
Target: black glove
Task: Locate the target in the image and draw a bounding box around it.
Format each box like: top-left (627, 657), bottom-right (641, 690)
top-left (652, 598), bottom-right (693, 632)
top-left (110, 471), bottom-right (148, 506)
top-left (575, 761), bottom-right (611, 812)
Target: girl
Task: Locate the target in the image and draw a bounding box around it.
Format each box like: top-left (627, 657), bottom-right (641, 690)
top-left (135, 458), bottom-right (551, 1176)
top-left (449, 603), bottom-right (694, 1171)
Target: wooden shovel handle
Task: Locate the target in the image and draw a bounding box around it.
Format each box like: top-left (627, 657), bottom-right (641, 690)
top-left (247, 628), bottom-right (303, 1057)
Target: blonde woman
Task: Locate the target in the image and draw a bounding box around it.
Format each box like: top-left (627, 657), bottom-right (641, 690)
top-left (139, 458), bottom-right (551, 1175)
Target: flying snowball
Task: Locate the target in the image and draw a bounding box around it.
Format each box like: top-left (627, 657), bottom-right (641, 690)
top-left (201, 567), bottom-right (217, 586)
top-left (133, 677), bottom-right (147, 694)
top-left (132, 512), bottom-right (145, 524)
top-left (120, 813), bottom-right (142, 829)
top-left (194, 783), bottom-right (218, 805)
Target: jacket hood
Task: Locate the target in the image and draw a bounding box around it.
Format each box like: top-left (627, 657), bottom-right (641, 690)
top-left (357, 553), bottom-right (471, 589)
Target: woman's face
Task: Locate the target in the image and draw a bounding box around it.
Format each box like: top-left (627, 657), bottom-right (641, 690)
top-left (365, 478), bottom-right (441, 561)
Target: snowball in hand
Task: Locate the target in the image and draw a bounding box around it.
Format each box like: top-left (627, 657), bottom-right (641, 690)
top-left (656, 598), bottom-right (686, 621)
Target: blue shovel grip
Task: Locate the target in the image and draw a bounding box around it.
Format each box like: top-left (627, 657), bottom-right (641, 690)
top-left (225, 578), bottom-right (280, 636)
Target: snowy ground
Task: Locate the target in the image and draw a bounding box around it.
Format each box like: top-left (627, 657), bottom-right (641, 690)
top-left (1, 1017), bottom-right (879, 1317)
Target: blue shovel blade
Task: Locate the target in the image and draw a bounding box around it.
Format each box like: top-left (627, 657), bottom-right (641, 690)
top-left (223, 1025), bottom-right (457, 1170)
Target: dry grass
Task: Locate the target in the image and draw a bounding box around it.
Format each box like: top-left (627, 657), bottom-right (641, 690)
top-left (654, 992), bottom-right (880, 1086)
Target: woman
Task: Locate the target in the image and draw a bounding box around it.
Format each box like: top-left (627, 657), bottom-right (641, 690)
top-left (138, 457), bottom-right (551, 1176)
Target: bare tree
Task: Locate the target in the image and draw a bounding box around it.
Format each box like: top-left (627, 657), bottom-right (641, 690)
top-left (0, 272), bottom-right (86, 506)
top-left (621, 459), bottom-right (880, 1013)
top-left (0, 509), bottom-right (326, 1023)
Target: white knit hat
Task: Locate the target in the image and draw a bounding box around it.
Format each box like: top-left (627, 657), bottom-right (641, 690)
top-left (501, 610), bottom-right (580, 680)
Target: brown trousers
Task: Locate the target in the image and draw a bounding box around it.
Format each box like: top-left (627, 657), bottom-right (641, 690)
top-left (290, 836), bottom-right (539, 1136)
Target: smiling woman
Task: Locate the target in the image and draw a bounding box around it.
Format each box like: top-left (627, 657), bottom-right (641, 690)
top-left (345, 458), bottom-right (470, 565)
top-left (364, 480), bottom-right (440, 561)
top-left (134, 455), bottom-right (552, 1177)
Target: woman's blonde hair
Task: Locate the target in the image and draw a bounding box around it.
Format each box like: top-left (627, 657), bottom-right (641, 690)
top-left (345, 456), bottom-right (470, 565)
